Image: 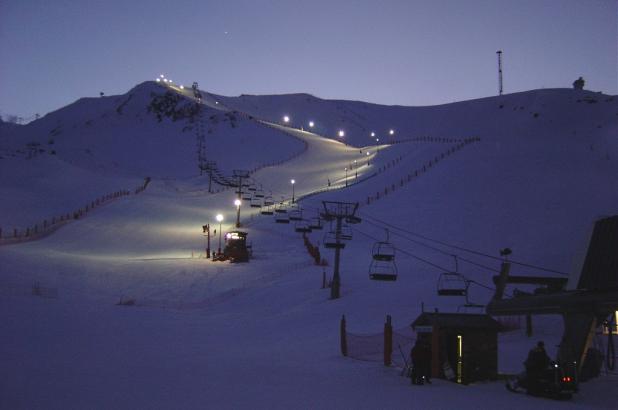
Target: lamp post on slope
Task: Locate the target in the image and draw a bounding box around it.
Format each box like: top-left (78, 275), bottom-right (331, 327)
top-left (291, 179), bottom-right (296, 203)
top-left (216, 214), bottom-right (223, 255)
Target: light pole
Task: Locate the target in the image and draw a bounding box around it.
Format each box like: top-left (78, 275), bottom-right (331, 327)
top-left (234, 199), bottom-right (241, 228)
top-left (216, 214), bottom-right (223, 255)
top-left (309, 121), bottom-right (314, 128)
top-left (291, 179), bottom-right (296, 203)
top-left (283, 115), bottom-right (290, 125)
top-left (389, 129), bottom-right (394, 143)
top-left (344, 167), bottom-right (348, 187)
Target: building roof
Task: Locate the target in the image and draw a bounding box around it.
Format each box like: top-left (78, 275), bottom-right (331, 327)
top-left (411, 312), bottom-right (500, 330)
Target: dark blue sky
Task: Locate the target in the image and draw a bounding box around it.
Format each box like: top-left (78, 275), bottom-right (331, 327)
top-left (1, 0), bottom-right (616, 120)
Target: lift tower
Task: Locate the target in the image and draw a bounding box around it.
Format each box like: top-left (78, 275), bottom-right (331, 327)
top-left (496, 50), bottom-right (503, 96)
top-left (321, 201), bottom-right (361, 299)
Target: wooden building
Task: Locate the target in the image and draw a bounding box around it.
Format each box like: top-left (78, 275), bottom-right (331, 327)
top-left (411, 312), bottom-right (500, 385)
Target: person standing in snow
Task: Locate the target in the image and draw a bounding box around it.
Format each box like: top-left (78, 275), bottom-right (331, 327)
top-left (410, 340), bottom-right (432, 385)
top-left (525, 341), bottom-right (551, 392)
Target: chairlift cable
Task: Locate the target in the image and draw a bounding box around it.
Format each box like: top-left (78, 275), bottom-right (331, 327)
top-left (359, 211), bottom-right (570, 276)
top-left (361, 218), bottom-right (501, 273)
top-left (350, 226), bottom-right (506, 296)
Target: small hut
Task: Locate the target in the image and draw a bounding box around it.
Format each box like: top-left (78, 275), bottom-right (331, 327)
top-left (411, 312), bottom-right (500, 385)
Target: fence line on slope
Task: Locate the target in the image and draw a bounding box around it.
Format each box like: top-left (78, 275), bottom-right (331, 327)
top-left (0, 177), bottom-right (151, 246)
top-left (360, 137), bottom-right (480, 208)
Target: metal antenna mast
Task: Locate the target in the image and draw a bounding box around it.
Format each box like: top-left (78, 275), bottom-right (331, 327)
top-left (496, 50), bottom-right (503, 96)
top-left (321, 201), bottom-right (361, 299)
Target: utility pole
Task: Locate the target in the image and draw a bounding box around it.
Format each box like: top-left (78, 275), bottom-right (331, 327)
top-left (496, 50), bottom-right (503, 96)
top-left (202, 224), bottom-right (211, 258)
top-left (322, 201), bottom-right (361, 299)
top-left (233, 170), bottom-right (250, 227)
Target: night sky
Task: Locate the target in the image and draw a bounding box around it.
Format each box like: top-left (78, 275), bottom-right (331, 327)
top-left (1, 0), bottom-right (616, 120)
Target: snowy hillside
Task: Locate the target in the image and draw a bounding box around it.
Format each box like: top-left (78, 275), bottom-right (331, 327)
top-left (212, 89), bottom-right (618, 154)
top-left (0, 82), bottom-right (305, 178)
top-left (1, 82), bottom-right (617, 409)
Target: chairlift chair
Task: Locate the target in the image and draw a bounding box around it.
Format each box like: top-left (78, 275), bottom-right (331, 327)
top-left (309, 217), bottom-right (323, 230)
top-left (261, 205), bottom-right (274, 215)
top-left (369, 229), bottom-right (397, 281)
top-left (289, 208), bottom-right (303, 221)
top-left (436, 256), bottom-right (468, 296)
top-left (242, 192), bottom-right (252, 201)
top-left (255, 186), bottom-right (265, 198)
top-left (275, 202), bottom-right (288, 214)
top-left (372, 242), bottom-right (395, 262)
top-left (250, 198), bottom-right (262, 208)
top-left (294, 220), bottom-right (312, 233)
top-left (264, 194), bottom-right (274, 206)
top-left (339, 225), bottom-right (353, 241)
top-left (369, 261), bottom-right (398, 281)
top-left (275, 213), bottom-right (290, 223)
top-left (323, 231), bottom-right (345, 249)
top-left (248, 184), bottom-right (257, 192)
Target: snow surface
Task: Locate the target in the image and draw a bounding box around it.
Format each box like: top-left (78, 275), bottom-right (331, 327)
top-left (1, 82), bottom-right (617, 409)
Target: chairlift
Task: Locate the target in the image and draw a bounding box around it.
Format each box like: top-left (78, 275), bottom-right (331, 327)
top-left (369, 262), bottom-right (398, 281)
top-left (261, 205), bottom-right (274, 215)
top-left (275, 202), bottom-right (288, 214)
top-left (242, 192), bottom-right (252, 201)
top-left (289, 208), bottom-right (303, 221)
top-left (309, 217), bottom-right (323, 230)
top-left (323, 231), bottom-right (345, 249)
top-left (248, 184), bottom-right (257, 192)
top-left (294, 220), bottom-right (312, 233)
top-left (250, 197), bottom-right (262, 208)
top-left (264, 194), bottom-right (274, 206)
top-left (369, 229), bottom-right (397, 281)
top-left (437, 256), bottom-right (468, 297)
top-left (255, 186), bottom-right (265, 198)
top-left (340, 225), bottom-right (353, 241)
top-left (372, 230), bottom-right (395, 261)
top-left (275, 212), bottom-right (290, 223)
top-left (346, 215), bottom-right (362, 225)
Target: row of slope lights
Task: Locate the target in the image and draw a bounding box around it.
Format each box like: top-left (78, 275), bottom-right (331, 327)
top-left (282, 115), bottom-right (395, 139)
top-left (155, 74), bottom-right (185, 90)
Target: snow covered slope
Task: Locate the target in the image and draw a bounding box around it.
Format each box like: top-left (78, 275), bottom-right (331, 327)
top-left (1, 83), bottom-right (617, 409)
top-left (212, 89), bottom-right (618, 153)
top-left (0, 82), bottom-right (305, 178)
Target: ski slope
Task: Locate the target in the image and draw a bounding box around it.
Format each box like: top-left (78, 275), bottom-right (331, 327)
top-left (1, 82), bottom-right (617, 409)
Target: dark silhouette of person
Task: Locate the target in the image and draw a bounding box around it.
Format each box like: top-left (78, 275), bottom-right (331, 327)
top-left (525, 341), bottom-right (551, 393)
top-left (573, 76), bottom-right (585, 90)
top-left (411, 340), bottom-right (432, 385)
